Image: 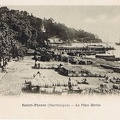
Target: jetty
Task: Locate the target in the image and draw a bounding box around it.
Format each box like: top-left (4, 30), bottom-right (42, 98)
top-left (49, 44), bottom-right (114, 56)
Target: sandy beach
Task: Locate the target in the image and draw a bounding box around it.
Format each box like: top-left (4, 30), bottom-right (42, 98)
top-left (0, 56), bottom-right (119, 96)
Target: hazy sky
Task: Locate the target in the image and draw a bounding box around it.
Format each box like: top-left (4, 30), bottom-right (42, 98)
top-left (5, 6), bottom-right (120, 42)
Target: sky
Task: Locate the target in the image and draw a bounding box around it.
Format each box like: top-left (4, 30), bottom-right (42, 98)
top-left (4, 6), bottom-right (120, 42)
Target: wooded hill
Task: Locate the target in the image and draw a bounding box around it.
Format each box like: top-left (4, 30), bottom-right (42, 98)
top-left (0, 6), bottom-right (102, 50)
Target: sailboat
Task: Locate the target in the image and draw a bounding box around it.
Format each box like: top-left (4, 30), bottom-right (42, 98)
top-left (115, 39), bottom-right (120, 45)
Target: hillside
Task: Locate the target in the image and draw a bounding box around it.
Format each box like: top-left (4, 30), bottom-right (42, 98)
top-left (0, 6), bottom-right (102, 51)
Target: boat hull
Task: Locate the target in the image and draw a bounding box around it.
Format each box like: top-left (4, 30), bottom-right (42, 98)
top-left (100, 64), bottom-right (120, 73)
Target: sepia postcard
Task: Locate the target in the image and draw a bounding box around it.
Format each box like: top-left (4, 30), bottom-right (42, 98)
top-left (0, 0), bottom-right (120, 119)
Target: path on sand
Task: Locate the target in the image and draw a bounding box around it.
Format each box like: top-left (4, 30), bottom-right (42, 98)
top-left (0, 57), bottom-right (71, 96)
top-left (0, 58), bottom-right (34, 96)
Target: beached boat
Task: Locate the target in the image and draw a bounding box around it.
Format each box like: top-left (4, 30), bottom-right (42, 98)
top-left (95, 54), bottom-right (120, 61)
top-left (100, 64), bottom-right (120, 73)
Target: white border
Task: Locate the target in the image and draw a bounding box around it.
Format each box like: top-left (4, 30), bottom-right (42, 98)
top-left (0, 0), bottom-right (119, 5)
top-left (0, 0), bottom-right (120, 119)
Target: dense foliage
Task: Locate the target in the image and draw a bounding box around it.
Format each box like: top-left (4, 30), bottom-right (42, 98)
top-left (0, 6), bottom-right (102, 57)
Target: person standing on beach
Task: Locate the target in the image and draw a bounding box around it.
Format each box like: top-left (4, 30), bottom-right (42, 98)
top-left (33, 74), bottom-right (35, 78)
top-left (38, 63), bottom-right (40, 69)
top-left (68, 77), bottom-right (72, 91)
